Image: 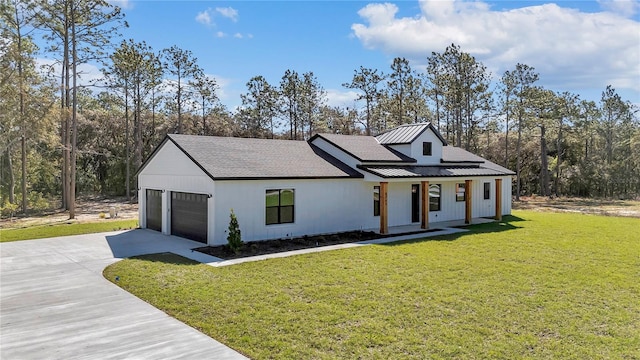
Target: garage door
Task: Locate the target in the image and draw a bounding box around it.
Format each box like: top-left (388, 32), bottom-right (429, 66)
top-left (146, 189), bottom-right (162, 232)
top-left (171, 192), bottom-right (208, 243)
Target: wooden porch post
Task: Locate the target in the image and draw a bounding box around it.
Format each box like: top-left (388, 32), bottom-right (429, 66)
top-left (465, 179), bottom-right (472, 224)
top-left (380, 182), bottom-right (388, 234)
top-left (421, 181), bottom-right (429, 229)
top-left (495, 178), bottom-right (502, 221)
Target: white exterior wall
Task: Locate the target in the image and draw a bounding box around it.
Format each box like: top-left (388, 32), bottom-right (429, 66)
top-left (138, 139), bottom-right (514, 245)
top-left (211, 179), bottom-right (377, 245)
top-left (138, 140), bottom-right (216, 238)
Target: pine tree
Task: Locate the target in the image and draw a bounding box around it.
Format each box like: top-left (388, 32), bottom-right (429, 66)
top-left (227, 209), bottom-right (243, 254)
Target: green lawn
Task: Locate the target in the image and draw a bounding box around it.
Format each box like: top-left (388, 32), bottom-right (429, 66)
top-left (104, 211), bottom-right (640, 359)
top-left (0, 219), bottom-right (138, 242)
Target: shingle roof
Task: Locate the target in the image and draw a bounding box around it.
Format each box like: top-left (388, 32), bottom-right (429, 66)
top-left (442, 146), bottom-right (485, 163)
top-left (442, 147), bottom-right (514, 174)
top-left (161, 134), bottom-right (363, 179)
top-left (376, 123), bottom-right (447, 145)
top-left (358, 165), bottom-right (512, 178)
top-left (312, 133), bottom-right (414, 163)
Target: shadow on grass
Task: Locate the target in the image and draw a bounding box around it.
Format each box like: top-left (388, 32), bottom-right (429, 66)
top-left (380, 215), bottom-right (525, 247)
top-left (131, 252), bottom-right (200, 266)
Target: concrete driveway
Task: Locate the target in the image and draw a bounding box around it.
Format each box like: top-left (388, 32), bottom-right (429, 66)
top-left (0, 229), bottom-right (247, 359)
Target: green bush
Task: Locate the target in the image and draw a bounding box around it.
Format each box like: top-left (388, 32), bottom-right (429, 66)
top-left (1, 200), bottom-right (19, 219)
top-left (28, 192), bottom-right (50, 212)
top-left (227, 209), bottom-right (243, 254)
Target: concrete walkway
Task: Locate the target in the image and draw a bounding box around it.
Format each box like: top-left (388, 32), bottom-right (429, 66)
top-left (0, 230), bottom-right (246, 360)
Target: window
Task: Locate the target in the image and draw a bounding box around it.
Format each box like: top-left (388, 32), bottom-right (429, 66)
top-left (423, 142), bottom-right (432, 156)
top-left (429, 184), bottom-right (441, 211)
top-left (266, 189), bottom-right (294, 225)
top-left (456, 183), bottom-right (466, 202)
top-left (484, 182), bottom-right (491, 200)
top-left (373, 186), bottom-right (380, 216)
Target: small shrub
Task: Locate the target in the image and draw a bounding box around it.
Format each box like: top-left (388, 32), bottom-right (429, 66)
top-left (99, 212), bottom-right (106, 219)
top-left (1, 200), bottom-right (18, 220)
top-left (227, 209), bottom-right (243, 254)
top-left (28, 192), bottom-right (50, 212)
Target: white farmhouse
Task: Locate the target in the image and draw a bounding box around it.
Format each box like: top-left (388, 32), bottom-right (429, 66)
top-left (137, 123), bottom-right (514, 245)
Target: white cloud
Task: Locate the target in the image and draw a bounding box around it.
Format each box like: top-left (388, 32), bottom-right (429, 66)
top-left (216, 7), bottom-right (239, 22)
top-left (196, 9), bottom-right (212, 26)
top-left (352, 0), bottom-right (640, 94)
top-left (234, 33), bottom-right (243, 39)
top-left (107, 0), bottom-right (132, 10)
top-left (598, 0), bottom-right (639, 17)
top-left (325, 89), bottom-right (360, 108)
top-left (216, 31), bottom-right (226, 38)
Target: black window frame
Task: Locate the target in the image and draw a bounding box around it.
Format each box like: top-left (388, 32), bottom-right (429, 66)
top-left (429, 184), bottom-right (441, 212)
top-left (373, 186), bottom-right (380, 217)
top-left (422, 142), bottom-right (432, 156)
top-left (484, 182), bottom-right (491, 200)
top-left (456, 183), bottom-right (466, 202)
top-left (266, 189), bottom-right (295, 225)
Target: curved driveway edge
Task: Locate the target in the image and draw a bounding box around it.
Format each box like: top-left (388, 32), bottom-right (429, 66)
top-left (0, 230), bottom-right (247, 360)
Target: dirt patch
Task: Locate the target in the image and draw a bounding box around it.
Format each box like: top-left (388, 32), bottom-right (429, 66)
top-left (512, 196), bottom-right (640, 218)
top-left (195, 229), bottom-right (442, 260)
top-left (0, 195), bottom-right (139, 229)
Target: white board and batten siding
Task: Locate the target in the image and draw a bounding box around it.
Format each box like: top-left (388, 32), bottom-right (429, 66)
top-left (211, 179), bottom-right (376, 246)
top-left (138, 139), bottom-right (216, 238)
top-left (382, 176), bottom-right (511, 225)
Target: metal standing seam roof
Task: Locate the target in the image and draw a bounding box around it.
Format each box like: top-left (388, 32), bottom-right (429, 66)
top-left (160, 134), bottom-right (363, 179)
top-left (312, 133), bottom-right (414, 162)
top-left (375, 123), bottom-right (448, 145)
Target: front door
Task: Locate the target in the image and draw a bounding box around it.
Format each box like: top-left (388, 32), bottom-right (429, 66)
top-left (411, 184), bottom-right (420, 223)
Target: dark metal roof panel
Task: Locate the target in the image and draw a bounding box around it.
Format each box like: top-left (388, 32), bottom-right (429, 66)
top-left (166, 134), bottom-right (362, 179)
top-left (359, 165), bottom-right (513, 178)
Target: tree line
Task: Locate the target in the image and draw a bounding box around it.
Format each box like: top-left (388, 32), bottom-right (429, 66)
top-left (1, 0), bottom-right (638, 218)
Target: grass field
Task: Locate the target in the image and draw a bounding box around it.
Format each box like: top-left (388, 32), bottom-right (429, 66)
top-left (0, 219), bottom-right (138, 242)
top-left (104, 211), bottom-right (639, 359)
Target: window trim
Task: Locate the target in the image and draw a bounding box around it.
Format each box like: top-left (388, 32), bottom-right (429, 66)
top-left (429, 184), bottom-right (441, 212)
top-left (484, 182), bottom-right (491, 200)
top-left (373, 186), bottom-right (380, 217)
top-left (266, 189), bottom-right (295, 225)
top-left (422, 142), bottom-right (432, 156)
top-left (456, 183), bottom-right (466, 202)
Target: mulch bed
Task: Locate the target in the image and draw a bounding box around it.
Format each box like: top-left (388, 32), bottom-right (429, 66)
top-left (194, 229), bottom-right (442, 260)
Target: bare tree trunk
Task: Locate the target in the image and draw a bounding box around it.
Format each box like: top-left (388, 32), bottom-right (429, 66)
top-left (504, 95), bottom-right (510, 168)
top-left (554, 119), bottom-right (563, 196)
top-left (6, 147), bottom-right (15, 204)
top-left (539, 124), bottom-right (549, 196)
top-left (125, 85), bottom-right (130, 202)
top-left (69, 7), bottom-right (77, 219)
top-left (516, 112), bottom-right (522, 201)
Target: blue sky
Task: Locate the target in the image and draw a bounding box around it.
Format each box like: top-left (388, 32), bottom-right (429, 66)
top-left (88, 0), bottom-right (640, 109)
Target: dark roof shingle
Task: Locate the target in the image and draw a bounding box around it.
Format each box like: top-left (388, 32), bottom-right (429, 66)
top-left (165, 134), bottom-right (362, 179)
top-left (313, 133), bottom-right (414, 162)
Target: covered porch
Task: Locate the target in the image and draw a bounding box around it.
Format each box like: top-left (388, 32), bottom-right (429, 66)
top-left (374, 217), bottom-right (497, 235)
top-left (376, 178), bottom-right (504, 235)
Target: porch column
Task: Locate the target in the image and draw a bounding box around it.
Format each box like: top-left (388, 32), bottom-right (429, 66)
top-left (421, 181), bottom-right (429, 229)
top-left (380, 181), bottom-right (388, 234)
top-left (465, 179), bottom-right (472, 224)
top-left (495, 178), bottom-right (502, 221)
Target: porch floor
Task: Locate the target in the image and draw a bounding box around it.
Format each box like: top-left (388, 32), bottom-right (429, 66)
top-left (372, 217), bottom-right (497, 235)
